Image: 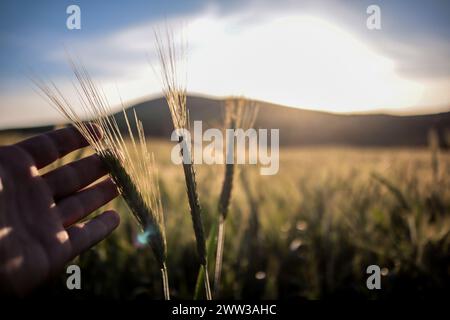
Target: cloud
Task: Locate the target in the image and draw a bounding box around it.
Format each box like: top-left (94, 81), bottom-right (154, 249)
top-left (379, 37), bottom-right (450, 80)
top-left (1, 3), bottom-right (449, 129)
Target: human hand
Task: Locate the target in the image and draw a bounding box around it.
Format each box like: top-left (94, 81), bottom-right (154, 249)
top-left (0, 126), bottom-right (120, 296)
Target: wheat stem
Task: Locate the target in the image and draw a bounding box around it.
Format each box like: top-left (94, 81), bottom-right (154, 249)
top-left (213, 214), bottom-right (226, 296)
top-left (203, 264), bottom-right (212, 300)
top-left (161, 263), bottom-right (171, 300)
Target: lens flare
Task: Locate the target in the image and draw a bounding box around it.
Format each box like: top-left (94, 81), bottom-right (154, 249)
top-left (136, 226), bottom-right (158, 245)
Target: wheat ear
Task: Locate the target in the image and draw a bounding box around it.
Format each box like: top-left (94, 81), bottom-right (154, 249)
top-left (33, 60), bottom-right (170, 300)
top-left (214, 98), bottom-right (258, 297)
top-left (155, 29), bottom-right (212, 300)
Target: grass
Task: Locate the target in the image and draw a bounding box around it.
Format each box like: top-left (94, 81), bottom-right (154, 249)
top-left (2, 130), bottom-right (446, 299)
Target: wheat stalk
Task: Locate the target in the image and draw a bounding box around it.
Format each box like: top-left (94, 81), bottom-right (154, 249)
top-left (214, 98), bottom-right (258, 297)
top-left (33, 59), bottom-right (170, 300)
top-left (154, 29), bottom-right (212, 300)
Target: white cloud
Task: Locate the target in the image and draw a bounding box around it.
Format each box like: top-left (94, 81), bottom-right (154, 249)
top-left (1, 7), bottom-right (449, 128)
top-left (43, 9), bottom-right (450, 112)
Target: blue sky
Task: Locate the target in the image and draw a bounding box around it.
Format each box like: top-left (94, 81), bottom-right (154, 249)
top-left (0, 0), bottom-right (449, 128)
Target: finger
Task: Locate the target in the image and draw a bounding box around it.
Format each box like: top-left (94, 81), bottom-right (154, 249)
top-left (67, 210), bottom-right (120, 259)
top-left (57, 178), bottom-right (119, 227)
top-left (42, 154), bottom-right (108, 199)
top-left (16, 124), bottom-right (102, 169)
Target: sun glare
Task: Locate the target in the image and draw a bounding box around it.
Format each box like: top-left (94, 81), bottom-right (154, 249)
top-left (1, 12), bottom-right (435, 129)
top-left (187, 14), bottom-right (424, 112)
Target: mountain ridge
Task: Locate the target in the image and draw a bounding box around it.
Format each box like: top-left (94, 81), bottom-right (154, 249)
top-left (2, 95), bottom-right (449, 147)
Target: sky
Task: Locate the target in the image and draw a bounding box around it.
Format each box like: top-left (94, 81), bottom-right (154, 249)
top-left (0, 0), bottom-right (449, 128)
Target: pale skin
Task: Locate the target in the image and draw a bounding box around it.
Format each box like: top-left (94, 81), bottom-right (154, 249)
top-left (0, 126), bottom-right (120, 296)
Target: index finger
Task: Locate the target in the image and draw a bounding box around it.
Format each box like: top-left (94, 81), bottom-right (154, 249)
top-left (16, 124), bottom-right (102, 169)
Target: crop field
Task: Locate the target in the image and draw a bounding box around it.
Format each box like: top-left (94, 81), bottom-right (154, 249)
top-left (2, 132), bottom-right (448, 299)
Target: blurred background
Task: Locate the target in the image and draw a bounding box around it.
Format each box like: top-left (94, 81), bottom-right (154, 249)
top-left (0, 0), bottom-right (449, 299)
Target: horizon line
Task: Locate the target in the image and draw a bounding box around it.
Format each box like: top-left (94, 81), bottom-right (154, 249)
top-left (0, 92), bottom-right (449, 131)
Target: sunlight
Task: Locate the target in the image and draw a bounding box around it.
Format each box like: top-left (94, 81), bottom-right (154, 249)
top-left (0, 227), bottom-right (12, 240)
top-left (56, 230), bottom-right (69, 244)
top-left (187, 14), bottom-right (424, 112)
top-left (0, 12), bottom-right (436, 129)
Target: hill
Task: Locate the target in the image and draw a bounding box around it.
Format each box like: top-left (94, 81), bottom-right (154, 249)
top-left (2, 95), bottom-right (449, 147)
top-left (116, 96), bottom-right (450, 147)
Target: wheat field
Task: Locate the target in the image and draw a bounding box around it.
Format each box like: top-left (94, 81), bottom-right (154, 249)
top-left (1, 133), bottom-right (449, 299)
